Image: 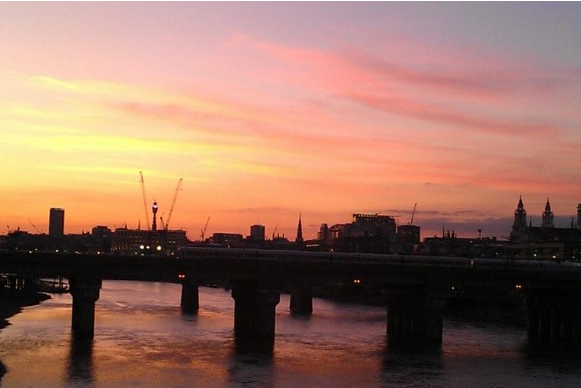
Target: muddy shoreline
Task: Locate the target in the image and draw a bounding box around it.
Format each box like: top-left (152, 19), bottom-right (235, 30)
top-left (0, 291), bottom-right (51, 330)
top-left (0, 291), bottom-right (50, 380)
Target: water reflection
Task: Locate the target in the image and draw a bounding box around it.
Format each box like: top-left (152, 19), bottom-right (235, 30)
top-left (67, 336), bottom-right (94, 386)
top-left (233, 336), bottom-right (274, 358)
top-left (228, 338), bottom-right (274, 388)
top-left (383, 337), bottom-right (445, 387)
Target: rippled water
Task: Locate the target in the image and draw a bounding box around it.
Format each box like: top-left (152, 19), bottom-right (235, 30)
top-left (1, 281), bottom-right (581, 387)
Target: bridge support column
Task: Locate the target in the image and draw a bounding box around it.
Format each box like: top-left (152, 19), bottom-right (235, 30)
top-left (232, 284), bottom-right (280, 344)
top-left (561, 310), bottom-right (574, 342)
top-left (180, 278), bottom-right (199, 314)
top-left (387, 293), bottom-right (444, 344)
top-left (70, 286), bottom-right (100, 339)
top-left (69, 258), bottom-right (102, 339)
top-left (551, 306), bottom-right (562, 341)
top-left (424, 296), bottom-right (445, 344)
top-left (526, 299), bottom-right (540, 340)
top-left (290, 286), bottom-right (312, 315)
top-left (527, 294), bottom-right (581, 346)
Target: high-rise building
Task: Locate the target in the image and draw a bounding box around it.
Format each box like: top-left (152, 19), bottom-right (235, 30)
top-left (249, 224), bottom-right (266, 241)
top-left (49, 208), bottom-right (65, 237)
top-left (577, 204), bottom-right (581, 229)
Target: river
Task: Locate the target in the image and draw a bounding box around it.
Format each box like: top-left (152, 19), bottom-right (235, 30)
top-left (1, 280), bottom-right (581, 387)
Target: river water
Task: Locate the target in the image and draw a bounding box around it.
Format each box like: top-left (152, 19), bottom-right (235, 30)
top-left (1, 280), bottom-right (581, 387)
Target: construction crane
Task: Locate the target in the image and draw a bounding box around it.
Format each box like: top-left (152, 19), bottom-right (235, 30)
top-left (28, 219), bottom-right (42, 234)
top-left (164, 178), bottom-right (183, 231)
top-left (200, 216), bottom-right (210, 241)
top-left (139, 171), bottom-right (151, 231)
top-left (409, 203), bottom-right (417, 225)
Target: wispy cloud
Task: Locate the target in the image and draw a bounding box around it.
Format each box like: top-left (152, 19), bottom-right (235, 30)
top-left (233, 33), bottom-right (580, 139)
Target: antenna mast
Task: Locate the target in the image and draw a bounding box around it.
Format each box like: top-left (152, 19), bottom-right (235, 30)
top-left (140, 171), bottom-right (151, 230)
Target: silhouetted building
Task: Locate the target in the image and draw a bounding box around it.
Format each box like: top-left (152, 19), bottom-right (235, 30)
top-left (329, 213), bottom-right (397, 253)
top-left (112, 228), bottom-right (188, 255)
top-left (49, 208), bottom-right (65, 237)
top-left (397, 224), bottom-right (421, 244)
top-left (506, 196), bottom-right (581, 261)
top-left (3, 230), bottom-right (50, 251)
top-left (318, 223), bottom-right (330, 243)
top-left (295, 213), bottom-right (304, 248)
top-left (249, 224), bottom-right (266, 241)
top-left (210, 232), bottom-right (244, 247)
top-left (510, 197), bottom-right (527, 241)
top-left (396, 224), bottom-right (421, 254)
top-left (419, 232), bottom-right (504, 258)
top-left (92, 226), bottom-right (112, 252)
top-left (541, 198), bottom-right (554, 228)
top-left (268, 234), bottom-right (295, 250)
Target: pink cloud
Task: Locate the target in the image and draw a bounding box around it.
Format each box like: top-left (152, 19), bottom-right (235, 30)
top-left (231, 33), bottom-right (580, 138)
top-left (346, 92), bottom-right (561, 137)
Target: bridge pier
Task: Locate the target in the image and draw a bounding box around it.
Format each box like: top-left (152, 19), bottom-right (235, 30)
top-left (70, 286), bottom-right (100, 339)
top-left (386, 292), bottom-right (445, 344)
top-left (180, 277), bottom-right (199, 314)
top-left (69, 258), bottom-right (102, 339)
top-left (231, 283), bottom-right (280, 344)
top-left (289, 285), bottom-right (313, 315)
top-left (527, 295), bottom-right (581, 345)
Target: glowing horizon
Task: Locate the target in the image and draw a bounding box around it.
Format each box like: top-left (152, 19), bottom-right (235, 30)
top-left (1, 2), bottom-right (580, 240)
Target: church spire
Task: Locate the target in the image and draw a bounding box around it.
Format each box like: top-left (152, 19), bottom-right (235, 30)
top-left (510, 195), bottom-right (528, 241)
top-left (295, 213), bottom-right (304, 246)
top-left (542, 197), bottom-right (554, 228)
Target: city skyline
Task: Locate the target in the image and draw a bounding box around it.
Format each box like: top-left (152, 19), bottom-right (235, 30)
top-left (1, 3), bottom-right (580, 240)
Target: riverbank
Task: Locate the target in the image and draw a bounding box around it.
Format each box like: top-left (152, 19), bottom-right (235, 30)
top-left (0, 291), bottom-right (51, 381)
top-left (0, 291), bottom-right (51, 330)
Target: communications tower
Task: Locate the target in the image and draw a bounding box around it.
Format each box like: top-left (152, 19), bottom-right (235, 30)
top-left (152, 201), bottom-right (158, 231)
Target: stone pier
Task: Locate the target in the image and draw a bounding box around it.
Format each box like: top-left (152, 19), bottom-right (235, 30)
top-left (527, 295), bottom-right (581, 344)
top-left (386, 291), bottom-right (445, 344)
top-left (231, 282), bottom-right (280, 344)
top-left (180, 276), bottom-right (200, 314)
top-left (69, 258), bottom-right (102, 339)
top-left (289, 285), bottom-right (313, 315)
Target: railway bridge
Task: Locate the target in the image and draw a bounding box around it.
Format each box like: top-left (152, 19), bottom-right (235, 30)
top-left (2, 248), bottom-right (581, 347)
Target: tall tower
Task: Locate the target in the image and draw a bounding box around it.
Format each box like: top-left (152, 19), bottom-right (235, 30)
top-left (577, 203), bottom-right (581, 229)
top-left (510, 196), bottom-right (528, 241)
top-left (295, 213), bottom-right (304, 245)
top-left (49, 208), bottom-right (65, 237)
top-left (250, 224), bottom-right (266, 241)
top-left (151, 201), bottom-right (158, 231)
top-left (541, 198), bottom-right (554, 228)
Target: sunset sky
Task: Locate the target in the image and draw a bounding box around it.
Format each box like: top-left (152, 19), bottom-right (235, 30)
top-left (1, 2), bottom-right (580, 240)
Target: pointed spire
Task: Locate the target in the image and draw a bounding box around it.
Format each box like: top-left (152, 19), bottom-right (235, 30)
top-left (542, 197), bottom-right (554, 228)
top-left (510, 195), bottom-right (528, 241)
top-left (545, 197), bottom-right (551, 211)
top-left (295, 212), bottom-right (304, 245)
